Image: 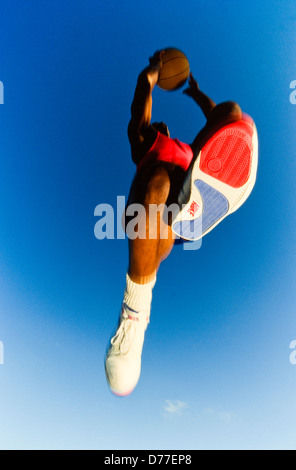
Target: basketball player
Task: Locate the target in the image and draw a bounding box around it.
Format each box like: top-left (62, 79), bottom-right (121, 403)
top-left (104, 51), bottom-right (258, 396)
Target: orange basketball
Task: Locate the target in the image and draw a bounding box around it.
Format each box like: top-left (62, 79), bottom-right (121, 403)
top-left (157, 48), bottom-right (190, 91)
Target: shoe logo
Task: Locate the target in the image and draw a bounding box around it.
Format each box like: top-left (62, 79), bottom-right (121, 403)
top-left (187, 201), bottom-right (200, 217)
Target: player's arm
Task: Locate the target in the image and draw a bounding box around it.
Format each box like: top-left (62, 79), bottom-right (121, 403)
top-left (185, 73), bottom-right (243, 155)
top-left (183, 73), bottom-right (216, 119)
top-left (128, 51), bottom-right (164, 151)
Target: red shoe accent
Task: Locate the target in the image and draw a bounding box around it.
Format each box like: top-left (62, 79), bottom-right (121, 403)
top-left (200, 120), bottom-right (254, 188)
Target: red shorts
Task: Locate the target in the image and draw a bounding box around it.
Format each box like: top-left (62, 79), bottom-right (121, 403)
top-left (137, 132), bottom-right (194, 172)
top-left (137, 113), bottom-right (253, 173)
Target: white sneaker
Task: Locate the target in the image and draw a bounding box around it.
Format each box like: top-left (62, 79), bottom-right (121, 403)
top-left (105, 304), bottom-right (150, 396)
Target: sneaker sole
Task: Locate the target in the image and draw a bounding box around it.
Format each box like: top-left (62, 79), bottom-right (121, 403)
top-left (172, 116), bottom-right (258, 241)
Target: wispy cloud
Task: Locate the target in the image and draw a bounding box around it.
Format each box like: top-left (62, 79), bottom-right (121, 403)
top-left (163, 400), bottom-right (188, 417)
top-left (162, 401), bottom-right (234, 422)
top-left (203, 408), bottom-right (234, 423)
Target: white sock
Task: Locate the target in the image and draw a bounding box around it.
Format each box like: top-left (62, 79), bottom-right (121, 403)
top-left (123, 273), bottom-right (156, 314)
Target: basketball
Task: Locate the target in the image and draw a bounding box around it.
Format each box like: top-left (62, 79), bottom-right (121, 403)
top-left (157, 48), bottom-right (190, 91)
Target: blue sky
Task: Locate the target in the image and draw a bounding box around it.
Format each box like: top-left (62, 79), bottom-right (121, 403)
top-left (0, 0), bottom-right (296, 450)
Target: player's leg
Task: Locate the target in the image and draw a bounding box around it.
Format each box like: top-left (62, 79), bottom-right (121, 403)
top-left (126, 163), bottom-right (176, 284)
top-left (105, 163), bottom-right (177, 396)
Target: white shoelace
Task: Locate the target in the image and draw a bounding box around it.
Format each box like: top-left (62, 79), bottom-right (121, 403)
top-left (110, 308), bottom-right (148, 356)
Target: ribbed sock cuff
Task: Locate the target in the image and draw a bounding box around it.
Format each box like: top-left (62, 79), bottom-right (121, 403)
top-left (123, 273), bottom-right (156, 313)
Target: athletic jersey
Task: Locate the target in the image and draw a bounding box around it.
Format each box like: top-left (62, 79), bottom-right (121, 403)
top-left (137, 131), bottom-right (194, 172)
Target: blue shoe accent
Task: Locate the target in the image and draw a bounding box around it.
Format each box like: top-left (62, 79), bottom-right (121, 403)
top-left (173, 218), bottom-right (203, 241)
top-left (195, 180), bottom-right (229, 233)
top-left (172, 180), bottom-right (229, 240)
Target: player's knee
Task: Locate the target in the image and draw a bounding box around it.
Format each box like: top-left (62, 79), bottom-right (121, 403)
top-left (220, 101), bottom-right (242, 120)
top-left (224, 101), bottom-right (242, 119)
top-left (209, 101), bottom-right (242, 123)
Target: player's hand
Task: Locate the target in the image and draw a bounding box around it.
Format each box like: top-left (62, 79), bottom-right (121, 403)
top-left (183, 72), bottom-right (200, 97)
top-left (149, 50), bottom-right (165, 68)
